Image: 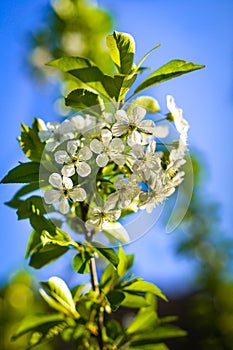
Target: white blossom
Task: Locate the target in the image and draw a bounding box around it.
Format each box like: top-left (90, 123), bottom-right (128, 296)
top-left (44, 173), bottom-right (86, 214)
top-left (38, 120), bottom-right (74, 151)
top-left (54, 140), bottom-right (92, 177)
top-left (131, 140), bottom-right (162, 180)
top-left (85, 205), bottom-right (121, 232)
top-left (166, 95), bottom-right (189, 144)
top-left (90, 129), bottom-right (125, 167)
top-left (139, 174), bottom-right (176, 213)
top-left (112, 107), bottom-right (157, 146)
top-left (105, 174), bottom-right (141, 209)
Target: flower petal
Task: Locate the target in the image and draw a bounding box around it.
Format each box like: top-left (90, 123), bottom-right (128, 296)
top-left (153, 125), bottom-right (169, 138)
top-left (71, 115), bottom-right (85, 131)
top-left (115, 109), bottom-right (129, 123)
top-left (79, 146), bottom-right (92, 160)
top-left (104, 192), bottom-right (119, 210)
top-left (61, 164), bottom-right (75, 177)
top-left (132, 144), bottom-right (144, 158)
top-left (45, 141), bottom-right (58, 152)
top-left (90, 139), bottom-right (104, 154)
top-left (44, 189), bottom-right (60, 204)
top-left (70, 187), bottom-right (87, 202)
top-left (38, 130), bottom-right (51, 142)
top-left (127, 130), bottom-right (142, 146)
top-left (139, 119), bottom-right (155, 133)
top-left (90, 206), bottom-right (103, 216)
top-left (54, 150), bottom-right (70, 164)
top-left (67, 140), bottom-right (80, 156)
top-left (105, 209), bottom-right (121, 221)
top-left (49, 173), bottom-right (63, 189)
top-left (109, 138), bottom-right (124, 152)
top-left (114, 176), bottom-right (125, 189)
top-left (112, 123), bottom-right (128, 137)
top-left (131, 106), bottom-right (146, 123)
top-left (101, 129), bottom-right (112, 146)
top-left (58, 197), bottom-right (69, 214)
top-left (62, 176), bottom-right (73, 189)
top-left (96, 153), bottom-right (109, 167)
top-left (76, 162), bottom-right (91, 177)
top-left (102, 222), bottom-right (130, 243)
top-left (111, 154), bottom-right (125, 166)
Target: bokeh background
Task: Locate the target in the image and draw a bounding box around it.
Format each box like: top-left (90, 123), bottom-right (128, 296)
top-left (1, 0), bottom-right (233, 349)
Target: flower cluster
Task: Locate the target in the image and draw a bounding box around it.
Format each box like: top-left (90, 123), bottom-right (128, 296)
top-left (39, 96), bottom-right (189, 242)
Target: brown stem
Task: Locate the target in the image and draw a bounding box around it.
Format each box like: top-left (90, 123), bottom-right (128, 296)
top-left (89, 256), bottom-right (105, 350)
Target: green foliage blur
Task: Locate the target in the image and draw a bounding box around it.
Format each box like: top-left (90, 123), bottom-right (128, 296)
top-left (168, 153), bottom-right (233, 350)
top-left (27, 0), bottom-right (114, 114)
top-left (0, 272), bottom-right (53, 350)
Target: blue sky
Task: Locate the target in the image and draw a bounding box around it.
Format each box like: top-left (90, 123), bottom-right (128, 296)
top-left (0, 0), bottom-right (233, 295)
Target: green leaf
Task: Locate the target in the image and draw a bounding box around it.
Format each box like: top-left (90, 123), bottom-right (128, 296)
top-left (123, 281), bottom-right (167, 302)
top-left (6, 183), bottom-right (39, 206)
top-left (89, 242), bottom-right (119, 268)
top-left (134, 59), bottom-right (205, 94)
top-left (29, 213), bottom-right (55, 234)
top-left (65, 88), bottom-right (102, 113)
top-left (12, 313), bottom-right (65, 340)
top-left (127, 96), bottom-right (160, 114)
top-left (107, 290), bottom-right (125, 311)
top-left (25, 230), bottom-right (41, 259)
top-left (130, 325), bottom-right (187, 345)
top-left (72, 252), bottom-right (90, 274)
top-left (106, 320), bottom-right (124, 340)
top-left (121, 292), bottom-right (149, 308)
top-left (18, 118), bottom-right (45, 162)
top-left (39, 276), bottom-right (79, 318)
top-left (106, 31), bottom-right (135, 74)
top-left (48, 56), bottom-right (110, 98)
top-left (16, 196), bottom-right (48, 220)
top-left (41, 229), bottom-right (72, 248)
top-left (1, 162), bottom-right (40, 184)
top-left (29, 244), bottom-right (69, 269)
top-left (126, 308), bottom-right (158, 335)
top-left (113, 73), bottom-right (137, 101)
top-left (117, 245), bottom-right (130, 279)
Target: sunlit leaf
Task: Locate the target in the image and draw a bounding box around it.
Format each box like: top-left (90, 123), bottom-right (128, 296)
top-left (89, 242), bottom-right (119, 268)
top-left (123, 281), bottom-right (167, 301)
top-left (127, 96), bottom-right (160, 114)
top-left (39, 276), bottom-right (79, 318)
top-left (134, 59), bottom-right (205, 94)
top-left (72, 252), bottom-right (91, 274)
top-left (65, 88), bottom-right (103, 113)
top-left (29, 244), bottom-right (69, 269)
top-left (1, 162), bottom-right (40, 184)
top-left (18, 118), bottom-right (45, 162)
top-left (106, 31), bottom-right (135, 74)
top-left (126, 308), bottom-right (158, 334)
top-left (12, 313), bottom-right (65, 340)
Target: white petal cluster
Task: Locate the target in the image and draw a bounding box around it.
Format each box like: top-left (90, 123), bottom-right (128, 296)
top-left (38, 120), bottom-right (74, 151)
top-left (131, 141), bottom-right (162, 181)
top-left (105, 175), bottom-right (141, 209)
top-left (90, 129), bottom-right (125, 167)
top-left (40, 95), bottom-right (189, 239)
top-left (167, 95), bottom-right (189, 145)
top-left (54, 140), bottom-right (92, 177)
top-left (44, 173), bottom-right (86, 214)
top-left (112, 106), bottom-right (157, 146)
top-left (85, 205), bottom-right (121, 232)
